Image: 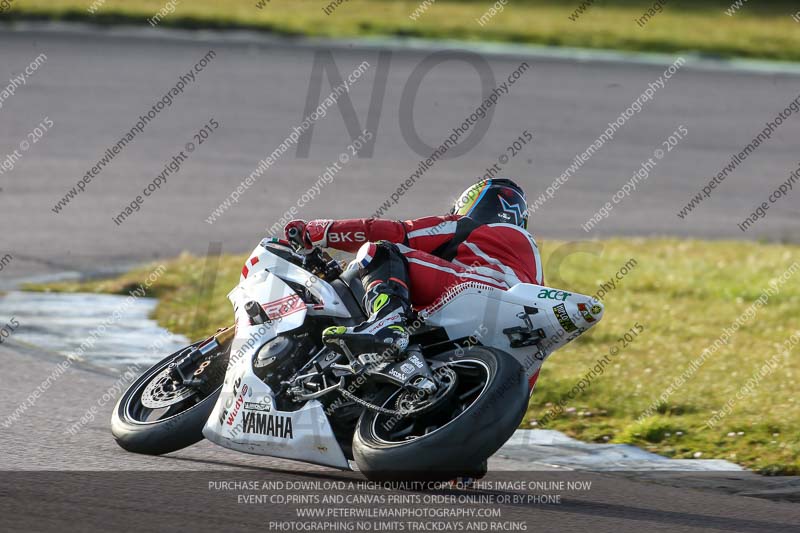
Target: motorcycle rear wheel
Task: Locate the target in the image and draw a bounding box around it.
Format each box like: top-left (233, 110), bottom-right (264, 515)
top-left (352, 346), bottom-right (528, 481)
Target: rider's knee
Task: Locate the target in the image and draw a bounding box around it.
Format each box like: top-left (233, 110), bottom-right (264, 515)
top-left (355, 242), bottom-right (380, 269)
top-left (355, 241), bottom-right (402, 269)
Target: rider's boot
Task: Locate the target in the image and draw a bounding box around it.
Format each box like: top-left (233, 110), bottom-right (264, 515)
top-left (323, 279), bottom-right (411, 356)
top-left (323, 241), bottom-right (412, 357)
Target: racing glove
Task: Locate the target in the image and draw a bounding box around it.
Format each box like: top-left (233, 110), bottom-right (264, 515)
top-left (283, 219), bottom-right (313, 250)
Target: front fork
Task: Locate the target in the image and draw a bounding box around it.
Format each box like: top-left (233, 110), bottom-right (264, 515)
top-left (167, 326), bottom-right (235, 394)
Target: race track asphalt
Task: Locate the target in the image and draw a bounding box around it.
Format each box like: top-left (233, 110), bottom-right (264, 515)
top-left (0, 24), bottom-right (798, 283)
top-left (2, 342), bottom-right (799, 532)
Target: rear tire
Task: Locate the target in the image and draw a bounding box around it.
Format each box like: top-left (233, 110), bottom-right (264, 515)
top-left (352, 347), bottom-right (528, 481)
top-left (111, 338), bottom-right (228, 455)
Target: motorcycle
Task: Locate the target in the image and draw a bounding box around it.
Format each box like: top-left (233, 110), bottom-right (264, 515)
top-left (111, 232), bottom-right (604, 479)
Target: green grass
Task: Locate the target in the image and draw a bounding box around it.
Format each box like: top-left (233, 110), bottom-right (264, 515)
top-left (3, 0), bottom-right (800, 62)
top-left (25, 238), bottom-right (800, 473)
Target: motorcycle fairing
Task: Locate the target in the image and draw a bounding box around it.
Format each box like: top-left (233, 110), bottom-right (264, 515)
top-left (203, 374), bottom-right (350, 469)
top-left (203, 244), bottom-right (603, 471)
top-left (421, 282), bottom-right (604, 380)
top-left (203, 251), bottom-right (350, 469)
top-left (240, 239), bottom-right (352, 318)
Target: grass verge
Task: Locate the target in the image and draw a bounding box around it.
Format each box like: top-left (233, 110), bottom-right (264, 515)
top-left (25, 238), bottom-right (800, 473)
top-left (2, 1), bottom-right (800, 62)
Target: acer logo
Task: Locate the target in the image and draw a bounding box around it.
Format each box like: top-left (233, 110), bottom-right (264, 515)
top-left (328, 231), bottom-right (366, 243)
top-left (537, 289), bottom-right (571, 302)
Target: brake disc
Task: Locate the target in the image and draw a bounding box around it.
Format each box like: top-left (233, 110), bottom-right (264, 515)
top-left (140, 368), bottom-right (196, 409)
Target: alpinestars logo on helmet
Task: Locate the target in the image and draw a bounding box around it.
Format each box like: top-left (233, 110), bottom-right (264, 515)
top-left (498, 195), bottom-right (524, 225)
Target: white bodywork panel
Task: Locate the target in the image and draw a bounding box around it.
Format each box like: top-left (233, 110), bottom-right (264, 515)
top-left (422, 282), bottom-right (603, 381)
top-left (203, 243), bottom-right (603, 470)
top-left (203, 243), bottom-right (350, 469)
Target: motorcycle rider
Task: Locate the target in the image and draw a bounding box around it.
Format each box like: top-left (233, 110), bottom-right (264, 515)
top-left (284, 178), bottom-right (543, 358)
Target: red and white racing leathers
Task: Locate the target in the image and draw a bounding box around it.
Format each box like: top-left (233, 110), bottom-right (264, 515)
top-left (304, 215), bottom-right (543, 308)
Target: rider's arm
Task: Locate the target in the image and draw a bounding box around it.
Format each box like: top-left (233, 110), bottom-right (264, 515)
top-left (303, 215), bottom-right (461, 253)
top-left (402, 215), bottom-right (462, 253)
top-left (304, 218), bottom-right (407, 253)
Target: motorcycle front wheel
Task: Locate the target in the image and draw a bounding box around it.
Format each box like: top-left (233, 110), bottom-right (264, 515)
top-left (110, 331), bottom-right (231, 455)
top-left (352, 346), bottom-right (529, 481)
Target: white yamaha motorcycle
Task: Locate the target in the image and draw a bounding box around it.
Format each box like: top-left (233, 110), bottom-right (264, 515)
top-left (112, 234), bottom-right (603, 479)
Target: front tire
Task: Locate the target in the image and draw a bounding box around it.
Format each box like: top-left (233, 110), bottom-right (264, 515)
top-left (352, 346), bottom-right (528, 480)
top-left (111, 337), bottom-right (229, 455)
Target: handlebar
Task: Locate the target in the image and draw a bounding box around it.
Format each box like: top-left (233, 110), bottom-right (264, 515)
top-left (283, 238), bottom-right (343, 280)
top-left (303, 247), bottom-right (343, 281)
top-left (271, 226), bottom-right (343, 280)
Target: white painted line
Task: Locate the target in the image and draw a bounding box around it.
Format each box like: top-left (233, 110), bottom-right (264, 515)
top-left (491, 430), bottom-right (744, 472)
